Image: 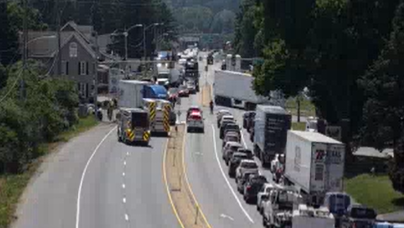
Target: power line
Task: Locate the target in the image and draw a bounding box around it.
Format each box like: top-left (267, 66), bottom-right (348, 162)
top-left (0, 0), bottom-right (164, 6)
top-left (0, 68), bottom-right (23, 103)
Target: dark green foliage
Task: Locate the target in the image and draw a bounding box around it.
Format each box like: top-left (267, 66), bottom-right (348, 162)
top-left (0, 61), bottom-right (79, 173)
top-left (359, 2), bottom-right (404, 193)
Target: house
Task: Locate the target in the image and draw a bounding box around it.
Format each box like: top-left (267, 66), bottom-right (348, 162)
top-left (26, 21), bottom-right (114, 103)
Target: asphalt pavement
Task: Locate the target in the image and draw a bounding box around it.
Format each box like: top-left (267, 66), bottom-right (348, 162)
top-left (13, 122), bottom-right (179, 228)
top-left (179, 55), bottom-right (275, 228)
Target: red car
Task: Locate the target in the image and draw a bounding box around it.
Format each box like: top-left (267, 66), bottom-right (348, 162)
top-left (178, 85), bottom-right (189, 97)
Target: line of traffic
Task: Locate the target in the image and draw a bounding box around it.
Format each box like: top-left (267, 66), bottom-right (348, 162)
top-left (211, 124), bottom-right (255, 223)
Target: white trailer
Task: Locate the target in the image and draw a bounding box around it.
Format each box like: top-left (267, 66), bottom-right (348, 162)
top-left (213, 70), bottom-right (269, 110)
top-left (117, 80), bottom-right (151, 109)
top-left (284, 130), bottom-right (345, 206)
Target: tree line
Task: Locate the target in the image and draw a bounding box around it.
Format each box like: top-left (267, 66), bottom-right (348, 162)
top-left (0, 0), bottom-right (177, 174)
top-left (234, 0), bottom-right (404, 193)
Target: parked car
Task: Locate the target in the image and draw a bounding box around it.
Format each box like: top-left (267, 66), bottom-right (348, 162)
top-left (243, 175), bottom-right (267, 203)
top-left (216, 110), bottom-right (232, 127)
top-left (237, 148), bottom-right (254, 159)
top-left (236, 171), bottom-right (258, 193)
top-left (186, 106), bottom-right (203, 119)
top-left (223, 142), bottom-right (243, 165)
top-left (228, 152), bottom-right (252, 177)
top-left (236, 159), bottom-right (259, 182)
top-left (219, 115), bottom-right (235, 128)
top-left (223, 131), bottom-right (241, 147)
top-left (178, 85), bottom-right (189, 97)
top-left (220, 123), bottom-right (240, 139)
top-left (187, 80), bottom-right (196, 94)
top-left (341, 205), bottom-right (377, 228)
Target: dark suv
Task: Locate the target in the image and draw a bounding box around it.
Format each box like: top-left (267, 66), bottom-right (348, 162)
top-left (341, 205), bottom-right (377, 228)
top-left (228, 153), bottom-right (252, 178)
top-left (243, 175), bottom-right (267, 204)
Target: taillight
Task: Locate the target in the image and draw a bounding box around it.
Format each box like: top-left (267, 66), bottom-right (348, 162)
top-left (246, 185), bottom-right (251, 191)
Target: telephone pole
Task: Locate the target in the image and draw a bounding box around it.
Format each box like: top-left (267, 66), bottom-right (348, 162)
top-left (55, 0), bottom-right (62, 75)
top-left (21, 0), bottom-right (27, 100)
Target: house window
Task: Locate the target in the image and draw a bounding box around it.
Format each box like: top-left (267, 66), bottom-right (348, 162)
top-left (79, 61), bottom-right (87, 75)
top-left (315, 164), bottom-right (324, 181)
top-left (62, 61), bottom-right (69, 75)
top-left (69, 42), bottom-right (78, 58)
top-left (78, 83), bottom-right (87, 98)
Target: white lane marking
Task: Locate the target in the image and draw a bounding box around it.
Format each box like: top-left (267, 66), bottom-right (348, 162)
top-left (124, 161), bottom-right (126, 166)
top-left (125, 214), bottom-right (129, 221)
top-left (211, 124), bottom-right (254, 223)
top-left (76, 126), bottom-right (117, 228)
top-left (122, 184), bottom-right (126, 189)
top-left (220, 214), bottom-right (235, 221)
top-left (240, 130), bottom-right (247, 148)
top-left (122, 172), bottom-right (126, 177)
top-left (123, 197), bottom-right (126, 203)
top-left (195, 151), bottom-right (203, 156)
top-left (126, 152), bottom-right (129, 156)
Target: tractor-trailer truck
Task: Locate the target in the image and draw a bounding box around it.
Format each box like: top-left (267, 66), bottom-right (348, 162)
top-left (284, 130), bottom-right (345, 207)
top-left (118, 80), bottom-right (151, 109)
top-left (213, 70), bottom-right (269, 110)
top-left (253, 105), bottom-right (291, 166)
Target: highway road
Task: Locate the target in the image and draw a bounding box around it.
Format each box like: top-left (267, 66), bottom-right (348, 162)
top-left (179, 55), bottom-right (274, 228)
top-left (13, 123), bottom-right (179, 228)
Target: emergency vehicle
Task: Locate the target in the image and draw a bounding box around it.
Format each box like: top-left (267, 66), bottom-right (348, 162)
top-left (117, 108), bottom-right (151, 146)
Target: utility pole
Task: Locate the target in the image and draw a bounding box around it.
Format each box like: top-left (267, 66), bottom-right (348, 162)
top-left (21, 0), bottom-right (27, 100)
top-left (124, 27), bottom-right (128, 60)
top-left (143, 26), bottom-right (146, 60)
top-left (55, 0), bottom-right (62, 76)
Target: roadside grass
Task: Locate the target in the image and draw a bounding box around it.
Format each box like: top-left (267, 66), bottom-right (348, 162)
top-left (0, 116), bottom-right (99, 228)
top-left (285, 97), bottom-right (316, 117)
top-left (292, 122), bottom-right (306, 131)
top-left (345, 174), bottom-right (404, 214)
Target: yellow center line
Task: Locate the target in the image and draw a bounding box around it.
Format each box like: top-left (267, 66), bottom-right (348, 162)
top-left (162, 138), bottom-right (185, 228)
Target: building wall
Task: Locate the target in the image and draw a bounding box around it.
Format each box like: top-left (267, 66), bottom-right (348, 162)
top-left (59, 36), bottom-right (96, 102)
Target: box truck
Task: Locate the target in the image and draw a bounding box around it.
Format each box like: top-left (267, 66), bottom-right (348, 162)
top-left (117, 80), bottom-right (151, 109)
top-left (253, 105), bottom-right (291, 166)
top-left (284, 130), bottom-right (345, 206)
top-left (214, 70), bottom-right (269, 110)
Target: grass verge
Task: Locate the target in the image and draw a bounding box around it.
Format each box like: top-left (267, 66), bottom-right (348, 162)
top-left (0, 116), bottom-right (99, 228)
top-left (345, 174), bottom-right (404, 214)
top-left (292, 122), bottom-right (306, 131)
top-left (285, 97), bottom-right (316, 117)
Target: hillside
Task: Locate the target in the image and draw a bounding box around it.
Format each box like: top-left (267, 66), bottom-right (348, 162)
top-left (164, 0), bottom-right (241, 34)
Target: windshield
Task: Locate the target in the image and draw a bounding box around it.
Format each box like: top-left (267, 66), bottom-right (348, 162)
top-left (169, 88), bottom-right (178, 94)
top-left (226, 136), bottom-right (239, 142)
top-left (241, 162), bottom-right (258, 169)
top-left (157, 73), bottom-right (169, 79)
top-left (230, 146), bottom-right (241, 151)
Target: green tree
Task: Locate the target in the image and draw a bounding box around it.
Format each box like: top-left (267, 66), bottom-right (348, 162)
top-left (359, 2), bottom-right (404, 193)
top-left (0, 2), bottom-right (19, 66)
top-left (210, 9), bottom-right (236, 34)
top-left (175, 6), bottom-right (214, 33)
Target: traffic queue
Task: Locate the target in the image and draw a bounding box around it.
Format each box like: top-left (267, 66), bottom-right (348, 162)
top-left (216, 105), bottom-right (404, 228)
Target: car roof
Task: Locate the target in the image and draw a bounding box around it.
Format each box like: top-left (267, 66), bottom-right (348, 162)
top-left (240, 159), bottom-right (257, 164)
top-left (233, 152), bottom-right (248, 157)
top-left (189, 106), bottom-right (200, 109)
top-left (218, 109), bottom-right (230, 113)
top-left (222, 115), bottom-right (234, 119)
top-left (225, 132), bottom-right (240, 136)
top-left (225, 141), bottom-right (242, 146)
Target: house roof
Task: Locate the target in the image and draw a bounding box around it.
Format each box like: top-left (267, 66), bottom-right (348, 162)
top-left (27, 23), bottom-right (96, 58)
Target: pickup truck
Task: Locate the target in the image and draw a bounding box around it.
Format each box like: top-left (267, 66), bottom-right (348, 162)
top-left (236, 160), bottom-right (259, 182)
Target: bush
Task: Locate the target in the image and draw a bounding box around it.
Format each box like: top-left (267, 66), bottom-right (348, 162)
top-left (0, 61), bottom-right (79, 173)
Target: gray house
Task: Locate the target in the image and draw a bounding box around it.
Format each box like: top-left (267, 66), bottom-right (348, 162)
top-left (27, 21), bottom-right (101, 102)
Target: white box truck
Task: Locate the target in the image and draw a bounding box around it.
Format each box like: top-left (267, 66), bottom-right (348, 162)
top-left (284, 130), bottom-right (345, 207)
top-left (213, 70), bottom-right (269, 110)
top-left (117, 80), bottom-right (151, 109)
